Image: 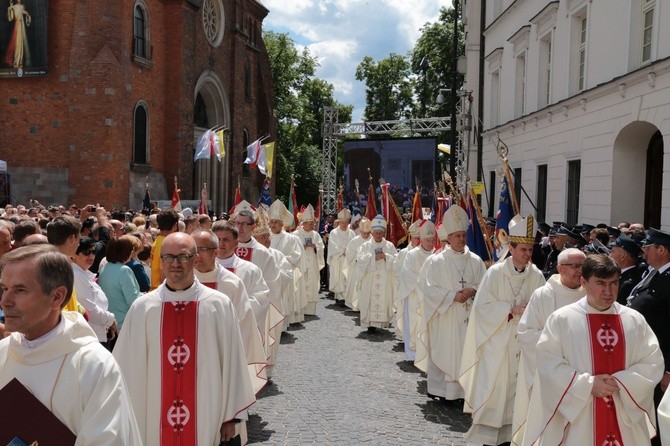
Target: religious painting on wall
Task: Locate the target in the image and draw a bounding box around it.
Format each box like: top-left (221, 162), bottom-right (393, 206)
top-left (0, 0), bottom-right (48, 78)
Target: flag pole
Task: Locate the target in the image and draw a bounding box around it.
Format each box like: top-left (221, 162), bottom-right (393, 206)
top-left (467, 184), bottom-right (494, 261)
top-left (497, 137), bottom-right (520, 214)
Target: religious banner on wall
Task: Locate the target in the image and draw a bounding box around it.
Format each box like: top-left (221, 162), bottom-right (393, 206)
top-left (0, 0), bottom-right (48, 78)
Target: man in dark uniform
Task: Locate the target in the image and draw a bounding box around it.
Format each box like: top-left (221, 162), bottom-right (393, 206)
top-left (544, 225), bottom-right (586, 279)
top-left (628, 228), bottom-right (670, 446)
top-left (610, 234), bottom-right (645, 304)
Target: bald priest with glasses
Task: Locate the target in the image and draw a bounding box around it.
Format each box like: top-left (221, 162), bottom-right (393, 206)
top-left (114, 232), bottom-right (255, 445)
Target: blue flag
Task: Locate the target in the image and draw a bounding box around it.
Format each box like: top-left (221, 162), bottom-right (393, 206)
top-left (466, 195), bottom-right (490, 262)
top-left (494, 176), bottom-right (514, 260)
top-left (258, 179), bottom-right (272, 209)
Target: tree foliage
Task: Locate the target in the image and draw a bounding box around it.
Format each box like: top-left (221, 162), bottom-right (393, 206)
top-left (411, 6), bottom-right (464, 118)
top-left (264, 31), bottom-right (352, 206)
top-left (355, 54), bottom-right (415, 121)
top-left (355, 5), bottom-right (464, 122)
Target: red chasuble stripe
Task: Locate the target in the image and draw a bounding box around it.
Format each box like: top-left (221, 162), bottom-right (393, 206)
top-left (202, 282), bottom-right (217, 290)
top-left (587, 313), bottom-right (625, 446)
top-left (161, 300), bottom-right (199, 446)
top-left (225, 267), bottom-right (236, 274)
top-left (235, 247), bottom-right (253, 261)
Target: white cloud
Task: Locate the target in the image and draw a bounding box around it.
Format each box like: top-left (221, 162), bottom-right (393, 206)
top-left (262, 0), bottom-right (444, 122)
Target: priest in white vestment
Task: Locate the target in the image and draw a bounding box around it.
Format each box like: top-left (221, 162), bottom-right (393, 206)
top-left (294, 205), bottom-right (325, 315)
top-left (397, 220), bottom-right (436, 361)
top-left (459, 214), bottom-right (546, 445)
top-left (523, 254), bottom-right (663, 446)
top-left (0, 245), bottom-right (142, 444)
top-left (192, 229), bottom-right (267, 394)
top-left (114, 233), bottom-right (255, 445)
top-left (419, 207), bottom-right (486, 400)
top-left (658, 387), bottom-right (670, 444)
top-left (512, 248), bottom-right (586, 445)
top-left (394, 220), bottom-right (421, 338)
top-left (344, 217), bottom-right (372, 310)
top-left (357, 215), bottom-right (397, 330)
top-left (212, 221), bottom-right (271, 335)
top-left (269, 199), bottom-right (305, 325)
top-left (327, 208), bottom-right (356, 306)
top-left (232, 204), bottom-right (283, 343)
top-left (253, 210), bottom-right (288, 379)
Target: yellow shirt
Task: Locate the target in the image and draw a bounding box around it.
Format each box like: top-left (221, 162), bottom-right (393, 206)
top-left (150, 235), bottom-right (165, 290)
top-left (63, 289), bottom-right (85, 315)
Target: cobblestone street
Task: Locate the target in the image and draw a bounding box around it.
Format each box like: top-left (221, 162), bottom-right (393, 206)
top-left (247, 293), bottom-right (471, 445)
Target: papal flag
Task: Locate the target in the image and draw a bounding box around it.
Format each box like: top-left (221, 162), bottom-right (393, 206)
top-left (258, 142), bottom-right (275, 178)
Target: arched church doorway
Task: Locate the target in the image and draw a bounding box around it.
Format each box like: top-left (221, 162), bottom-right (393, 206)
top-left (645, 130), bottom-right (663, 228)
top-left (611, 121), bottom-right (662, 228)
top-left (193, 70), bottom-right (230, 214)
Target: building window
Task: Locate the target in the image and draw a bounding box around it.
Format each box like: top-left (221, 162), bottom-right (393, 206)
top-left (539, 35), bottom-right (552, 108)
top-left (577, 15), bottom-right (587, 91)
top-left (245, 63), bottom-right (251, 99)
top-left (488, 170), bottom-right (496, 218)
top-left (513, 167), bottom-right (522, 208)
top-left (203, 0), bottom-right (225, 48)
top-left (515, 53), bottom-right (526, 117)
top-left (133, 103), bottom-right (148, 164)
top-left (642, 0), bottom-right (654, 63)
top-left (133, 5), bottom-right (147, 59)
top-left (536, 164), bottom-right (547, 223)
top-left (566, 160), bottom-right (581, 225)
top-left (490, 70), bottom-right (500, 127)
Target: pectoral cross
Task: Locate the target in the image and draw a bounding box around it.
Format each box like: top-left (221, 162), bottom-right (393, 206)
top-left (459, 277), bottom-right (467, 288)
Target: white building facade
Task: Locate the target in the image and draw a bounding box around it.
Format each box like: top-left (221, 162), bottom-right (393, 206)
top-left (464, 0), bottom-right (670, 229)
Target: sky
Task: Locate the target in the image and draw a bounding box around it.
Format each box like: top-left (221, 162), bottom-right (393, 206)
top-left (261, 0), bottom-right (446, 123)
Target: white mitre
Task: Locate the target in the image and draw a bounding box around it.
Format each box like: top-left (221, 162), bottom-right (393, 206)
top-left (298, 204), bottom-right (316, 222)
top-left (418, 220), bottom-right (436, 239)
top-left (442, 205), bottom-right (469, 235)
top-left (508, 214), bottom-right (536, 245)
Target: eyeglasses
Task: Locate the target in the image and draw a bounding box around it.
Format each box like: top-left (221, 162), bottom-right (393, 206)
top-left (197, 247), bottom-right (216, 253)
top-left (161, 254), bottom-right (195, 263)
top-left (560, 263), bottom-right (583, 269)
top-left (78, 247), bottom-right (95, 255)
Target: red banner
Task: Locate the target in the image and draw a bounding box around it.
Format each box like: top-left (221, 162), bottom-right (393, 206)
top-left (380, 183), bottom-right (408, 247)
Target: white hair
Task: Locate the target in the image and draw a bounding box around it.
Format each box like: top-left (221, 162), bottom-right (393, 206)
top-left (557, 247), bottom-right (585, 264)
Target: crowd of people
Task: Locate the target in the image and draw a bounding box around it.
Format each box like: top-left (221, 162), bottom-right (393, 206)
top-left (2, 196), bottom-right (670, 445)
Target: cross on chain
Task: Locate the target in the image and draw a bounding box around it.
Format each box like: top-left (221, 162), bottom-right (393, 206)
top-left (459, 277), bottom-right (467, 288)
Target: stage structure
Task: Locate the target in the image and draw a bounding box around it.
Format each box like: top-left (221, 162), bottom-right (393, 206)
top-left (322, 92), bottom-right (473, 214)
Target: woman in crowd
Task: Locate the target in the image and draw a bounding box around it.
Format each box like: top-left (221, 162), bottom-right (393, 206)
top-left (71, 237), bottom-right (117, 350)
top-left (126, 232), bottom-right (151, 292)
top-left (98, 235), bottom-right (141, 347)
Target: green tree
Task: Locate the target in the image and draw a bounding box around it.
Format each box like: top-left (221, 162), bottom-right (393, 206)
top-left (411, 5), bottom-right (464, 118)
top-left (263, 31), bottom-right (352, 206)
top-left (355, 53), bottom-right (415, 121)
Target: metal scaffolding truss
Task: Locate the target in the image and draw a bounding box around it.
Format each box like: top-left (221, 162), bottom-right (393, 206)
top-left (332, 116), bottom-right (452, 136)
top-left (321, 107), bottom-right (453, 214)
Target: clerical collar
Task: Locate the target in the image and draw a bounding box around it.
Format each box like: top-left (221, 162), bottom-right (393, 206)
top-left (239, 238), bottom-right (252, 244)
top-left (165, 280), bottom-right (196, 292)
top-left (514, 265), bottom-right (526, 273)
top-left (161, 280), bottom-right (199, 302)
top-left (21, 315), bottom-right (65, 350)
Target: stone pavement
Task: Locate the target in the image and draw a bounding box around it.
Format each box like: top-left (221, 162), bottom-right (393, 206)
top-left (247, 292), bottom-right (472, 445)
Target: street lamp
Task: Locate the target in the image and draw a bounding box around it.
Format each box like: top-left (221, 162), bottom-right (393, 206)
top-left (435, 89), bottom-right (449, 104)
